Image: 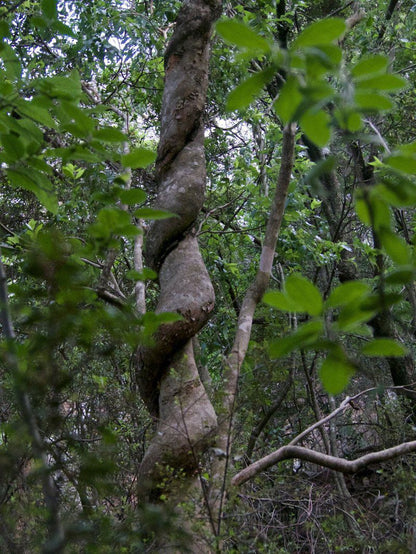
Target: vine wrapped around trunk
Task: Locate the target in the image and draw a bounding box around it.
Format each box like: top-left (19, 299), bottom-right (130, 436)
top-left (135, 0), bottom-right (221, 499)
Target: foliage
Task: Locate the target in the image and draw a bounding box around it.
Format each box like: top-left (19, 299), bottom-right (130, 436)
top-left (1, 0), bottom-right (416, 552)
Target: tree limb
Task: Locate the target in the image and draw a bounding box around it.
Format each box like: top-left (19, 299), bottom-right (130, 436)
top-left (232, 385), bottom-right (416, 486)
top-left (232, 441), bottom-right (416, 486)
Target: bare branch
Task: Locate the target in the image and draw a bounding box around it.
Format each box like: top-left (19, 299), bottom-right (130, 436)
top-left (232, 384), bottom-right (416, 487)
top-left (210, 123), bottom-right (296, 527)
top-left (232, 441), bottom-right (416, 486)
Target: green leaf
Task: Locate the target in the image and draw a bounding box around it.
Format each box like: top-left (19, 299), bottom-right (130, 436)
top-left (354, 92), bottom-right (393, 112)
top-left (304, 47), bottom-right (339, 78)
top-left (355, 73), bottom-right (407, 92)
top-left (269, 320), bottom-right (323, 358)
top-left (361, 338), bottom-right (407, 357)
top-left (119, 188), bottom-right (146, 205)
top-left (385, 267), bottom-right (415, 285)
top-left (336, 304), bottom-right (376, 332)
top-left (1, 134), bottom-right (26, 162)
top-left (122, 147), bottom-right (156, 169)
top-left (226, 68), bottom-right (275, 111)
top-left (285, 274), bottom-right (323, 316)
top-left (351, 55), bottom-right (389, 78)
top-left (263, 290), bottom-right (300, 312)
top-left (30, 16), bottom-right (47, 29)
top-left (93, 127), bottom-right (127, 142)
top-left (265, 278), bottom-right (323, 316)
top-left (126, 268), bottom-right (157, 281)
top-left (304, 156), bottom-right (336, 190)
top-left (346, 111), bottom-right (362, 132)
top-left (53, 145), bottom-right (103, 163)
top-left (319, 353), bottom-right (355, 395)
top-left (292, 18), bottom-right (346, 49)
top-left (16, 100), bottom-right (57, 129)
top-left (326, 281), bottom-right (370, 308)
top-left (376, 179), bottom-right (416, 207)
top-left (355, 197), bottom-right (371, 225)
top-left (52, 21), bottom-right (76, 38)
top-left (0, 74), bottom-right (13, 97)
top-left (89, 207), bottom-right (140, 239)
top-left (0, 43), bottom-right (21, 80)
top-left (6, 168), bottom-right (58, 214)
top-left (398, 142), bottom-right (416, 156)
top-left (216, 20), bottom-right (271, 53)
top-left (300, 109), bottom-right (330, 148)
top-left (60, 101), bottom-right (94, 136)
top-left (274, 75), bottom-right (303, 124)
top-left (379, 229), bottom-right (412, 265)
top-left (355, 192), bottom-right (391, 229)
top-left (39, 71), bottom-right (82, 101)
top-left (0, 22), bottom-right (10, 39)
top-left (386, 155), bottom-right (416, 175)
top-left (41, 0), bottom-right (57, 19)
top-left (312, 44), bottom-right (342, 66)
top-left (133, 208), bottom-right (178, 220)
top-left (361, 292), bottom-right (402, 312)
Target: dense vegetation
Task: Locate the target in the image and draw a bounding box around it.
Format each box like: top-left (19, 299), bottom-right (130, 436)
top-left (1, 0), bottom-right (416, 552)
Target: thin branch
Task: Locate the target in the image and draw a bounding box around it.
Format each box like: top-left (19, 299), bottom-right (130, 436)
top-left (1, 0), bottom-right (26, 16)
top-left (0, 220), bottom-right (14, 236)
top-left (133, 228), bottom-right (146, 314)
top-left (0, 249), bottom-right (64, 551)
top-left (364, 119), bottom-right (391, 154)
top-left (246, 370), bottom-right (293, 460)
top-left (210, 123), bottom-right (297, 528)
top-left (327, 1), bottom-right (354, 18)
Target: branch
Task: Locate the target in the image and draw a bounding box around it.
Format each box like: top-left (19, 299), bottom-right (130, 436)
top-left (246, 371), bottom-right (293, 460)
top-left (0, 249), bottom-right (15, 339)
top-left (0, 249), bottom-right (64, 548)
top-left (232, 441), bottom-right (416, 486)
top-left (232, 384), bottom-right (416, 486)
top-left (345, 9), bottom-right (366, 30)
top-left (1, 0), bottom-right (26, 16)
top-left (209, 123), bottom-right (296, 527)
top-left (378, 0), bottom-right (399, 41)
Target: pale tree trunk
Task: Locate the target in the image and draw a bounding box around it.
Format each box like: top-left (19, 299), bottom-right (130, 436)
top-left (134, 1), bottom-right (221, 551)
top-left (209, 124), bottom-right (296, 532)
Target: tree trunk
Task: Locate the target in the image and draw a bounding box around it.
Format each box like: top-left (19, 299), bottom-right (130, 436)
top-left (134, 1), bottom-right (221, 551)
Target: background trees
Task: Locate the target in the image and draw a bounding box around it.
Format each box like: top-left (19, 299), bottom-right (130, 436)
top-left (1, 0), bottom-right (416, 552)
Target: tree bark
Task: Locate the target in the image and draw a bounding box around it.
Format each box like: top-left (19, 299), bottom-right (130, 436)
top-left (134, 1), bottom-right (221, 550)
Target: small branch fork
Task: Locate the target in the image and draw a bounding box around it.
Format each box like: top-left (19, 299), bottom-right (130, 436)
top-left (232, 385), bottom-right (416, 487)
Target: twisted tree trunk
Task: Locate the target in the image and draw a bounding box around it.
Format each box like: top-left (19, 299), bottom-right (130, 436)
top-left (135, 0), bottom-right (221, 530)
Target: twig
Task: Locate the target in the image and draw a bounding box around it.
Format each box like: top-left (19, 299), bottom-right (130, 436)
top-left (1, 0), bottom-right (26, 16)
top-left (364, 119), bottom-right (391, 153)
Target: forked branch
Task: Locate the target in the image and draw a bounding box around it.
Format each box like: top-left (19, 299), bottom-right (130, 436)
top-left (232, 385), bottom-right (416, 486)
top-left (232, 440), bottom-right (416, 486)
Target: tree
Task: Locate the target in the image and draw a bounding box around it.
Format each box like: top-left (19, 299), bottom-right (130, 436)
top-left (2, 0), bottom-right (416, 552)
